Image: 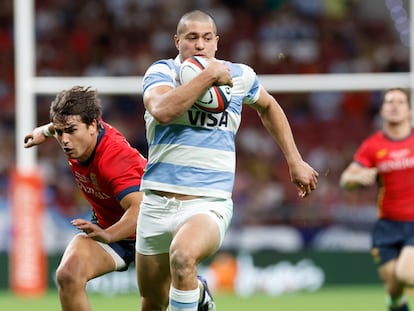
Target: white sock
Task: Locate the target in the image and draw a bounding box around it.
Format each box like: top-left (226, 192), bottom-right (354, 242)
top-left (170, 286), bottom-right (200, 311)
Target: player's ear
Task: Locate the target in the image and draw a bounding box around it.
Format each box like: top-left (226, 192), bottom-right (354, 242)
top-left (174, 34), bottom-right (180, 50)
top-left (89, 119), bottom-right (100, 134)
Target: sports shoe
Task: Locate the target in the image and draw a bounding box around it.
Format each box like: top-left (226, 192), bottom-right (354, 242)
top-left (389, 303), bottom-right (409, 311)
top-left (197, 275), bottom-right (216, 311)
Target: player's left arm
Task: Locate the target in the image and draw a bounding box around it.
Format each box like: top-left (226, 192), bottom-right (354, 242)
top-left (251, 86), bottom-right (319, 197)
top-left (71, 191), bottom-right (143, 243)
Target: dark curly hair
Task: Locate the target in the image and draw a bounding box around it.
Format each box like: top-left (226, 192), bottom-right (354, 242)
top-left (50, 86), bottom-right (102, 126)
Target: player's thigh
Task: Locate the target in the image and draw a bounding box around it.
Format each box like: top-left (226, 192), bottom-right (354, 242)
top-left (58, 234), bottom-right (116, 280)
top-left (171, 197), bottom-right (232, 261)
top-left (171, 213), bottom-right (221, 261)
top-left (136, 252), bottom-right (170, 299)
top-left (396, 245), bottom-right (414, 284)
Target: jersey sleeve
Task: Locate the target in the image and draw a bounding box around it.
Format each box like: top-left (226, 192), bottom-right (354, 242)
top-left (99, 141), bottom-right (147, 202)
top-left (142, 59), bottom-right (176, 94)
top-left (239, 64), bottom-right (261, 105)
top-left (354, 137), bottom-right (376, 168)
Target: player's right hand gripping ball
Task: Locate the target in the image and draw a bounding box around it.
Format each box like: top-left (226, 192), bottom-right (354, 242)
top-left (179, 56), bottom-right (232, 113)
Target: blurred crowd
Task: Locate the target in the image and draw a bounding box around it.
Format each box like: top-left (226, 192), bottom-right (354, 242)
top-left (0, 0), bottom-right (410, 240)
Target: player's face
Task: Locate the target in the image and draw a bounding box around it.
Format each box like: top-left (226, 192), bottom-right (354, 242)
top-left (53, 115), bottom-right (98, 162)
top-left (175, 21), bottom-right (219, 62)
top-left (380, 90), bottom-right (411, 125)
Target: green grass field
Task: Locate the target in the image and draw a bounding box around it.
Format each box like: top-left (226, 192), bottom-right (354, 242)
top-left (2, 285), bottom-right (413, 310)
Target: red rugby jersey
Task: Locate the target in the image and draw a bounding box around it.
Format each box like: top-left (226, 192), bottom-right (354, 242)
top-left (67, 120), bottom-right (147, 238)
top-left (355, 129), bottom-right (414, 220)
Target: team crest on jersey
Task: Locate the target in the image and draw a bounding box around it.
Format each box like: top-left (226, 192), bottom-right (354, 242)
top-left (376, 149), bottom-right (388, 159)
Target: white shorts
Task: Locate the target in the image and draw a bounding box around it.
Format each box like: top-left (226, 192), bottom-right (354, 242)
top-left (135, 191), bottom-right (233, 255)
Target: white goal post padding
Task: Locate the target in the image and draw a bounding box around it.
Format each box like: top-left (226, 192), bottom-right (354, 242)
top-left (33, 73), bottom-right (410, 95)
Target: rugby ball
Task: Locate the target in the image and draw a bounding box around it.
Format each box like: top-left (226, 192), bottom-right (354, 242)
top-left (179, 56), bottom-right (232, 113)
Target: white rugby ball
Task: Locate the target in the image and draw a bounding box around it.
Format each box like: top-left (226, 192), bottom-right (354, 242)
top-left (179, 56), bottom-right (232, 113)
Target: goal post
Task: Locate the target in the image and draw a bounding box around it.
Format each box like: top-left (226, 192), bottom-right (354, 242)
top-left (12, 0), bottom-right (47, 297)
top-left (31, 72), bottom-right (410, 96)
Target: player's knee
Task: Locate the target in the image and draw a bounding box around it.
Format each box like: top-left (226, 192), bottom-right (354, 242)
top-left (170, 248), bottom-right (197, 279)
top-left (56, 262), bottom-right (83, 289)
top-left (56, 264), bottom-right (76, 283)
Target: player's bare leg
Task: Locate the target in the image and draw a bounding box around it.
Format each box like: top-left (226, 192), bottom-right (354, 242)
top-left (56, 235), bottom-right (116, 311)
top-left (396, 245), bottom-right (414, 285)
top-left (169, 214), bottom-right (220, 311)
top-left (136, 252), bottom-right (171, 311)
top-left (379, 259), bottom-right (408, 311)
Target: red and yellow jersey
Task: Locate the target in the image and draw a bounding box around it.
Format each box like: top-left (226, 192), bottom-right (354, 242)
top-left (355, 129), bottom-right (414, 220)
top-left (68, 120), bottom-right (147, 238)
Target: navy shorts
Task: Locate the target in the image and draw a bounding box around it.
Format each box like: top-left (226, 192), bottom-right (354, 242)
top-left (91, 216), bottom-right (135, 271)
top-left (107, 239), bottom-right (136, 271)
top-left (371, 219), bottom-right (414, 266)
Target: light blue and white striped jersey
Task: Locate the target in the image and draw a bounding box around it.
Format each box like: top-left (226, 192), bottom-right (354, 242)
top-left (140, 56), bottom-right (261, 199)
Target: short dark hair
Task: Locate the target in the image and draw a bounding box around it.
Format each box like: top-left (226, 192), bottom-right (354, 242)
top-left (50, 86), bottom-right (102, 125)
top-left (176, 10), bottom-right (217, 36)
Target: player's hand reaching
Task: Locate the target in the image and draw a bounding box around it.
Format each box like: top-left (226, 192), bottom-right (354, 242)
top-left (289, 160), bottom-right (319, 198)
top-left (71, 218), bottom-right (112, 244)
top-left (23, 124), bottom-right (52, 148)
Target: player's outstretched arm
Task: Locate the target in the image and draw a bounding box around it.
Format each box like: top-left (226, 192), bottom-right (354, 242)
top-left (340, 162), bottom-right (378, 190)
top-left (23, 123), bottom-right (55, 148)
top-left (252, 87), bottom-right (319, 197)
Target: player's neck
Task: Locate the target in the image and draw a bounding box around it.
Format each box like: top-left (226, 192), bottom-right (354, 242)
top-left (384, 122), bottom-right (412, 139)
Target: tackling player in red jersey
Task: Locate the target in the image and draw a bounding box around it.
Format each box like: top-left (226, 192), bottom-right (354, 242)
top-left (353, 131), bottom-right (414, 220)
top-left (340, 88), bottom-right (414, 311)
top-left (24, 86), bottom-right (147, 311)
